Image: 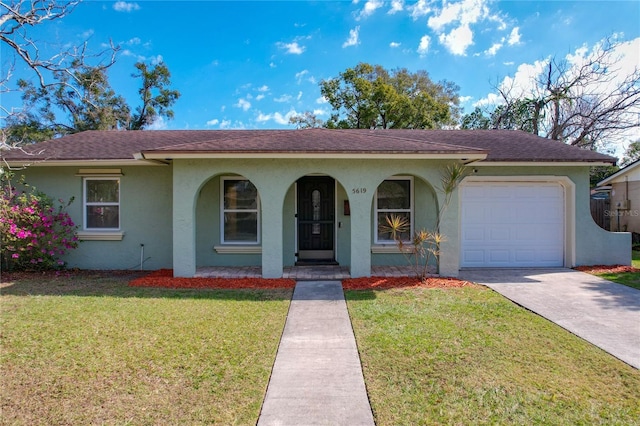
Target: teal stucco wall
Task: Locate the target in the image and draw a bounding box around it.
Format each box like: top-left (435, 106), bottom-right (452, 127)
top-left (15, 165), bottom-right (173, 270)
top-left (13, 159), bottom-right (630, 275)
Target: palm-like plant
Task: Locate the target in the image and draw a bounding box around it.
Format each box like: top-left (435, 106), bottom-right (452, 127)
top-left (383, 163), bottom-right (467, 281)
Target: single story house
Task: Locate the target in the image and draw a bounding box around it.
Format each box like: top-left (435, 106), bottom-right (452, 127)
top-left (3, 128), bottom-right (630, 277)
top-left (597, 158), bottom-right (640, 233)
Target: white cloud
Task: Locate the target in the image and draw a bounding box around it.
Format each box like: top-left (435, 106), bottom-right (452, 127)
top-left (257, 110), bottom-right (297, 125)
top-left (390, 41), bottom-right (401, 48)
top-left (113, 1), bottom-right (140, 12)
top-left (126, 37), bottom-right (141, 45)
top-left (146, 116), bottom-right (167, 130)
top-left (424, 0), bottom-right (497, 55)
top-left (235, 98), bottom-right (251, 111)
top-left (258, 85), bottom-right (269, 92)
top-left (389, 0), bottom-right (404, 14)
top-left (439, 24), bottom-right (474, 56)
top-left (274, 94), bottom-right (293, 103)
top-left (316, 96), bottom-right (329, 104)
top-left (459, 95), bottom-right (473, 103)
top-left (270, 62), bottom-right (277, 68)
top-left (256, 94), bottom-right (265, 101)
top-left (485, 42), bottom-right (502, 56)
top-left (343, 26), bottom-right (360, 48)
top-left (296, 69), bottom-right (309, 84)
top-left (357, 0), bottom-right (383, 19)
top-left (417, 35), bottom-right (430, 56)
top-left (410, 0), bottom-right (431, 20)
top-left (150, 55), bottom-right (163, 65)
top-left (428, 0), bottom-right (489, 32)
top-left (508, 27), bottom-right (521, 45)
top-left (277, 41), bottom-right (305, 54)
top-left (297, 91), bottom-right (303, 101)
top-left (206, 119), bottom-right (219, 126)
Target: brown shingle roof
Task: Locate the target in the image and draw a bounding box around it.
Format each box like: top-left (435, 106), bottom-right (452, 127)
top-left (2, 128), bottom-right (616, 164)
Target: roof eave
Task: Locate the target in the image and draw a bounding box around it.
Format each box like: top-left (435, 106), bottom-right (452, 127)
top-left (4, 159), bottom-right (168, 167)
top-left (138, 151), bottom-right (488, 160)
top-left (475, 160), bottom-right (615, 167)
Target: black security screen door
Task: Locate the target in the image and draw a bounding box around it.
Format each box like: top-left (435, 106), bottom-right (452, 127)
top-left (297, 176), bottom-right (335, 261)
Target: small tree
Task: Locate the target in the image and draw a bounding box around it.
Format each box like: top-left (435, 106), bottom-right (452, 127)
top-left (1, 173), bottom-right (79, 271)
top-left (380, 163), bottom-right (467, 281)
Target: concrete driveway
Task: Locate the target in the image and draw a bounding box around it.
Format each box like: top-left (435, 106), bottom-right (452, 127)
top-left (458, 268), bottom-right (640, 369)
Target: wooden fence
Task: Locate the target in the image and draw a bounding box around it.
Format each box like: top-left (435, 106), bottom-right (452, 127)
top-left (590, 198), bottom-right (610, 231)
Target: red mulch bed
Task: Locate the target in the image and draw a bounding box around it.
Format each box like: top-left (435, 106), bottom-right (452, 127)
top-left (129, 269), bottom-right (296, 289)
top-left (574, 265), bottom-right (640, 274)
top-left (342, 276), bottom-right (477, 290)
top-left (128, 270), bottom-right (476, 290)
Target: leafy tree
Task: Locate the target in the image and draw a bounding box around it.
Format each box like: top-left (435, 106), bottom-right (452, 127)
top-left (128, 61), bottom-right (181, 130)
top-left (318, 63), bottom-right (460, 129)
top-left (19, 62), bottom-right (130, 134)
top-left (10, 60), bottom-right (180, 142)
top-left (289, 111), bottom-right (324, 129)
top-left (1, 2), bottom-right (180, 146)
top-left (590, 165), bottom-right (619, 187)
top-left (460, 36), bottom-right (640, 151)
top-left (1, 1), bottom-right (119, 148)
top-left (621, 140), bottom-right (640, 166)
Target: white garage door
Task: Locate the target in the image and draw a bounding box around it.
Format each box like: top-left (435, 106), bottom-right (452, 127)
top-left (461, 182), bottom-right (565, 267)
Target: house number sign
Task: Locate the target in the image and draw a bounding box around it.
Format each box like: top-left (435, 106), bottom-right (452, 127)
top-left (351, 188), bottom-right (367, 194)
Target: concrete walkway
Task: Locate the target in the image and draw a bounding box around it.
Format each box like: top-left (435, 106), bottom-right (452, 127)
top-left (459, 268), bottom-right (640, 369)
top-left (258, 281), bottom-right (375, 426)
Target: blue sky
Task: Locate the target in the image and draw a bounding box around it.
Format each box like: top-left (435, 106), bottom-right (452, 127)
top-left (3, 0), bottom-right (640, 131)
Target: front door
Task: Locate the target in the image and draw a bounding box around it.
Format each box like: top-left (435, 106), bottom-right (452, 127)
top-left (297, 176), bottom-right (335, 261)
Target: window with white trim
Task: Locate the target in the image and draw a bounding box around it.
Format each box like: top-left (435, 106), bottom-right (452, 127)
top-left (221, 178), bottom-right (260, 244)
top-left (84, 178), bottom-right (120, 230)
top-left (375, 177), bottom-right (413, 243)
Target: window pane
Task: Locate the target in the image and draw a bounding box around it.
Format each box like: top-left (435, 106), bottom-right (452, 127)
top-left (224, 212), bottom-right (258, 242)
top-left (87, 180), bottom-right (119, 203)
top-left (224, 180), bottom-right (258, 209)
top-left (377, 180), bottom-right (410, 210)
top-left (87, 206), bottom-right (119, 229)
top-left (377, 212), bottom-right (411, 241)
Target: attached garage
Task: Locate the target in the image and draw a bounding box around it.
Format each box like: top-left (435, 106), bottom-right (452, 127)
top-left (460, 181), bottom-right (565, 268)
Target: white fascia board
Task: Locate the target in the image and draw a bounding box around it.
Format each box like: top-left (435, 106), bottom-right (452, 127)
top-left (139, 152), bottom-right (488, 161)
top-left (473, 161), bottom-right (614, 167)
top-left (5, 159), bottom-right (168, 167)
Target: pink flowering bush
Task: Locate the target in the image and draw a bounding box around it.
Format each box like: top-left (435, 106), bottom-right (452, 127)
top-left (1, 174), bottom-right (79, 271)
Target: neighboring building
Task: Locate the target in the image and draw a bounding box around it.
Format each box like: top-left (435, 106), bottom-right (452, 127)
top-left (598, 159), bottom-right (640, 233)
top-left (3, 129), bottom-right (630, 277)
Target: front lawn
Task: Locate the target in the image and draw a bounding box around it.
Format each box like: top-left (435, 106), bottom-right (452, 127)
top-left (0, 273), bottom-right (292, 425)
top-left (347, 287), bottom-right (640, 425)
top-left (593, 250), bottom-right (640, 290)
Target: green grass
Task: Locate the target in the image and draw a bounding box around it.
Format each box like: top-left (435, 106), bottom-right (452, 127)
top-left (346, 287), bottom-right (640, 425)
top-left (0, 273), bottom-right (292, 425)
top-left (593, 250), bottom-right (640, 290)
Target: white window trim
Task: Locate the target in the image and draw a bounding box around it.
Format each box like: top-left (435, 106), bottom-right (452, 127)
top-left (220, 177), bottom-right (261, 245)
top-left (374, 176), bottom-right (414, 244)
top-left (83, 177), bottom-right (121, 232)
